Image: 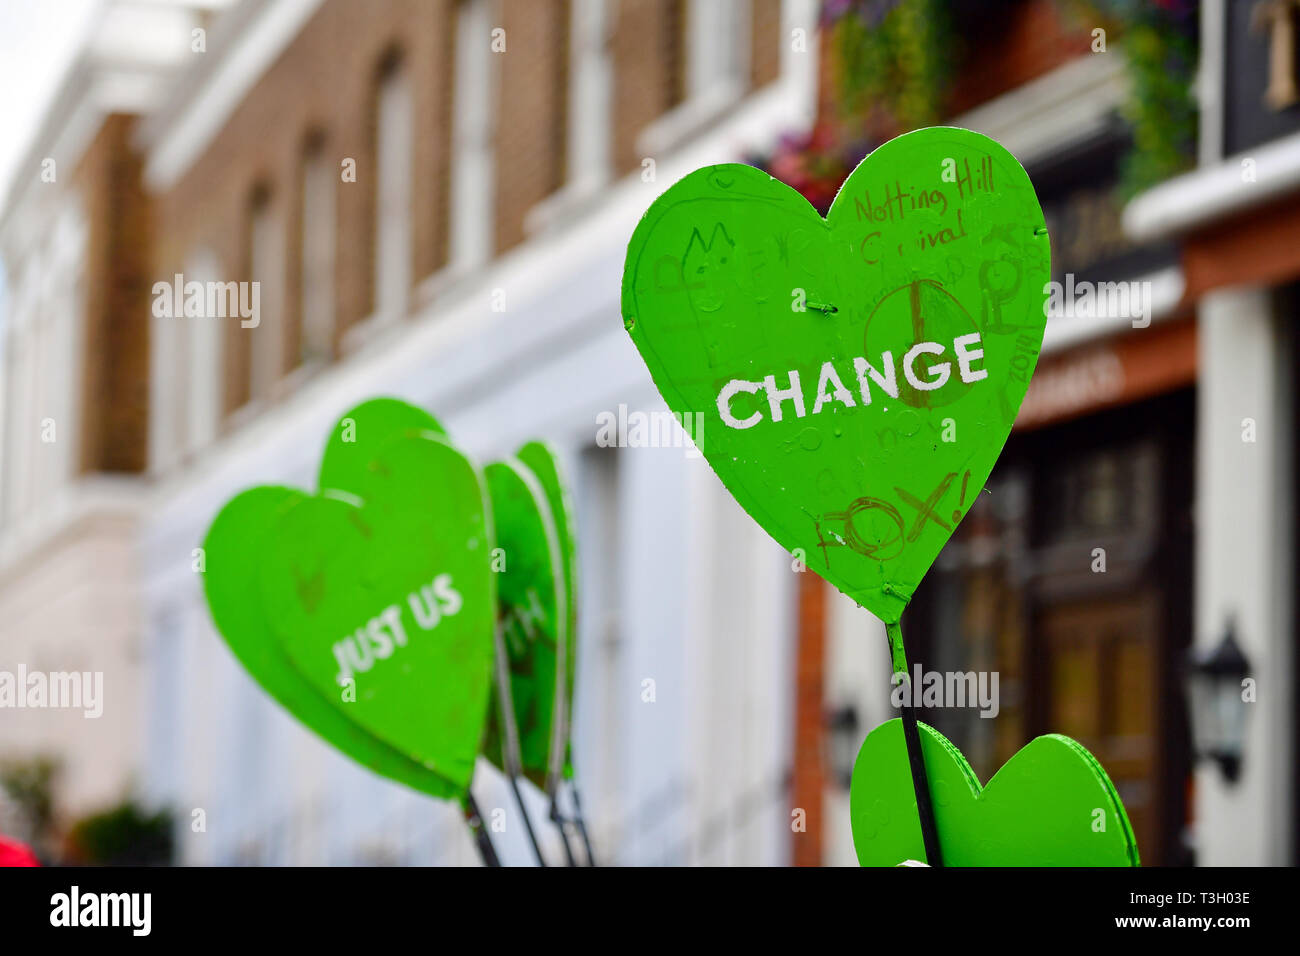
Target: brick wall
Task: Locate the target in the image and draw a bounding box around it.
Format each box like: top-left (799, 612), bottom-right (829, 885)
top-left (76, 114), bottom-right (152, 474)
top-left (948, 0), bottom-right (1092, 115)
top-left (151, 0), bottom-right (784, 419)
top-left (494, 0), bottom-right (570, 254)
top-left (751, 0), bottom-right (783, 89)
top-left (152, 0), bottom-right (457, 418)
top-left (611, 0), bottom-right (684, 176)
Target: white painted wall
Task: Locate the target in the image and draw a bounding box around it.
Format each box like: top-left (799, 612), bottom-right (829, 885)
top-left (1193, 286), bottom-right (1294, 865)
top-left (137, 0), bottom-right (821, 866)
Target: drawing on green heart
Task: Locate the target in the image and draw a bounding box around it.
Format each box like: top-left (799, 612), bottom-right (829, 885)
top-left (621, 126), bottom-right (1050, 626)
top-left (850, 719), bottom-right (1139, 867)
top-left (257, 433), bottom-right (495, 792)
top-left (622, 126), bottom-right (1137, 867)
top-left (203, 485), bottom-right (466, 801)
top-left (481, 458), bottom-right (567, 793)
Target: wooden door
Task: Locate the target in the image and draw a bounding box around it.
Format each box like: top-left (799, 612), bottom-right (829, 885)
top-left (1039, 592), bottom-right (1160, 861)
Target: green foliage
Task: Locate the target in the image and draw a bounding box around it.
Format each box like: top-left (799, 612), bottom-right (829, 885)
top-left (66, 802), bottom-right (174, 866)
top-left (831, 0), bottom-right (953, 131)
top-left (1062, 0), bottom-right (1199, 196)
top-left (0, 756), bottom-right (59, 839)
top-left (822, 0), bottom-right (1198, 198)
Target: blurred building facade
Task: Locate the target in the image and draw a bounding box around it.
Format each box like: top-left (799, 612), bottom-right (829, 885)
top-left (0, 0), bottom-right (213, 830)
top-left (2, 0), bottom-right (816, 865)
top-left (0, 0), bottom-right (1295, 867)
top-left (816, 0), bottom-right (1295, 867)
top-left (1121, 0), bottom-right (1299, 866)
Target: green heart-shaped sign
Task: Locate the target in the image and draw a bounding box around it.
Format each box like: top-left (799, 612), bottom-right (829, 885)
top-left (515, 440), bottom-right (579, 779)
top-left (622, 127), bottom-right (1049, 622)
top-left (309, 400), bottom-right (579, 791)
top-left (204, 486), bottom-right (464, 800)
top-left (481, 459), bottom-right (567, 790)
top-left (256, 433), bottom-right (495, 792)
top-left (851, 719), bottom-right (1139, 866)
top-left (318, 397), bottom-right (446, 493)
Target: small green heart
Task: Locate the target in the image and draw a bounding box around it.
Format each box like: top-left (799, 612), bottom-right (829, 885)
top-left (203, 486), bottom-right (462, 800)
top-left (481, 459), bottom-right (567, 790)
top-left (310, 399), bottom-right (576, 785)
top-left (257, 434), bottom-right (495, 792)
top-left (318, 397), bottom-right (445, 493)
top-left (621, 127), bottom-right (1050, 622)
top-left (514, 440), bottom-right (579, 779)
top-left (850, 719), bottom-right (1139, 866)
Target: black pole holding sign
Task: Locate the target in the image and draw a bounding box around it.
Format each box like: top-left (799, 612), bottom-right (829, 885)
top-left (899, 698), bottom-right (944, 867)
top-left (887, 620), bottom-right (943, 867)
top-left (491, 624), bottom-right (549, 866)
top-left (549, 800), bottom-right (580, 866)
top-left (508, 774), bottom-right (548, 867)
top-left (570, 783), bottom-right (597, 866)
top-left (463, 793), bottom-right (501, 867)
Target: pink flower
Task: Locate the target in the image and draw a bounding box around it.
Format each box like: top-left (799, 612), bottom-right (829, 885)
top-left (0, 834), bottom-right (40, 866)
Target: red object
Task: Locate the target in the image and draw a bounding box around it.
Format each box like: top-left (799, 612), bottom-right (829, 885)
top-left (0, 835), bottom-right (40, 866)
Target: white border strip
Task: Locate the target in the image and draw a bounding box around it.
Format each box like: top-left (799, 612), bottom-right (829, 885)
top-left (1124, 127), bottom-right (1300, 242)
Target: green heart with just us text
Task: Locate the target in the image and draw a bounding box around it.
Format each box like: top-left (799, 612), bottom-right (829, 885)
top-left (257, 434), bottom-right (496, 792)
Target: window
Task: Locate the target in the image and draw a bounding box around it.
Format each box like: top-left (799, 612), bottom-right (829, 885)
top-left (40, 206), bottom-right (84, 492)
top-left (663, 0), bottom-right (689, 109)
top-left (300, 135), bottom-right (336, 361)
top-left (685, 0), bottom-right (748, 101)
top-left (450, 0), bottom-right (498, 272)
top-left (567, 0), bottom-right (612, 191)
top-left (2, 203), bottom-right (88, 501)
top-left (185, 249), bottom-right (223, 454)
top-left (636, 0), bottom-right (752, 157)
top-left (548, 1), bottom-right (573, 197)
top-left (373, 57), bottom-right (413, 322)
top-left (149, 271), bottom-right (188, 472)
top-left (0, 321), bottom-right (13, 526)
top-left (57, 265), bottom-right (85, 483)
top-left (247, 187), bottom-right (284, 400)
top-left (520, 0), bottom-right (612, 236)
top-left (2, 265), bottom-right (41, 518)
top-left (1, 295), bottom-right (32, 522)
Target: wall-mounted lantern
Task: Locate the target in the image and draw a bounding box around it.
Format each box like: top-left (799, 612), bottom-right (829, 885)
top-left (1186, 617), bottom-right (1251, 784)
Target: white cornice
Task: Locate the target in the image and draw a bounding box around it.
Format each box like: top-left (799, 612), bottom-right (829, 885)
top-left (139, 0), bottom-right (326, 191)
top-left (947, 51), bottom-right (1129, 169)
top-left (0, 1), bottom-right (207, 238)
top-left (1041, 265), bottom-right (1186, 355)
top-left (1123, 128), bottom-right (1300, 242)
